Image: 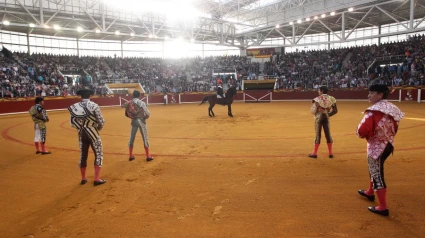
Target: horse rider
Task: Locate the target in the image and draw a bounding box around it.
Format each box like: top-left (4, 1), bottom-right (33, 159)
top-left (217, 79), bottom-right (225, 99)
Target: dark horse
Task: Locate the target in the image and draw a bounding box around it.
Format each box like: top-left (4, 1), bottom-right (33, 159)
top-left (199, 85), bottom-right (237, 117)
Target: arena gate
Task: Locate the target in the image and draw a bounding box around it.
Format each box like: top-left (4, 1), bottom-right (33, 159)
top-left (242, 80), bottom-right (275, 103)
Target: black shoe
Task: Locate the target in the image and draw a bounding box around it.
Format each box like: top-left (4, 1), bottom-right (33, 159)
top-left (329, 154), bottom-right (334, 158)
top-left (308, 154), bottom-right (317, 159)
top-left (80, 179), bottom-right (88, 185)
top-left (36, 151), bottom-right (42, 154)
top-left (368, 206), bottom-right (389, 216)
top-left (129, 156), bottom-right (135, 161)
top-left (358, 190), bottom-right (375, 201)
top-left (41, 151), bottom-right (52, 155)
top-left (94, 179), bottom-right (106, 186)
top-left (146, 157), bottom-right (154, 162)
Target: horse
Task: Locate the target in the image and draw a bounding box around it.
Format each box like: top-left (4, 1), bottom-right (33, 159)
top-left (199, 85), bottom-right (237, 117)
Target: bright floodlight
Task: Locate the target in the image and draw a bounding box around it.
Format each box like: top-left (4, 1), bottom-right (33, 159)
top-left (306, 17), bottom-right (310, 21)
top-left (297, 19), bottom-right (302, 23)
top-left (321, 14), bottom-right (326, 18)
top-left (130, 32), bottom-right (135, 36)
top-left (29, 23), bottom-right (35, 27)
top-left (164, 37), bottom-right (189, 58)
top-left (115, 31), bottom-right (120, 35)
top-left (275, 24), bottom-right (280, 28)
top-left (330, 12), bottom-right (335, 16)
top-left (314, 16), bottom-right (318, 19)
top-left (77, 26), bottom-right (83, 32)
top-left (148, 34), bottom-right (153, 38)
top-left (348, 7), bottom-right (354, 12)
top-left (3, 21), bottom-right (10, 25)
top-left (53, 24), bottom-right (61, 30)
top-left (44, 25), bottom-right (50, 28)
top-left (95, 29), bottom-right (101, 33)
top-left (289, 21), bottom-right (293, 25)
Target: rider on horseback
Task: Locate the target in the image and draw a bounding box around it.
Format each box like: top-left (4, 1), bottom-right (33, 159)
top-left (217, 79), bottom-right (225, 99)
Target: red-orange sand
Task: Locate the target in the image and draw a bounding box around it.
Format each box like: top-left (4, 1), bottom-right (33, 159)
top-left (0, 101), bottom-right (424, 238)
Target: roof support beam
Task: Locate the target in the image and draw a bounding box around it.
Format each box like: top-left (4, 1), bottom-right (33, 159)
top-left (409, 0), bottom-right (415, 29)
top-left (257, 27), bottom-right (274, 45)
top-left (105, 18), bottom-right (117, 31)
top-left (317, 19), bottom-right (340, 40)
top-left (16, 0), bottom-right (40, 25)
top-left (341, 12), bottom-right (345, 41)
top-left (345, 6), bottom-right (374, 40)
top-left (155, 22), bottom-right (166, 36)
top-left (45, 0), bottom-right (70, 25)
top-left (414, 15), bottom-right (425, 29)
top-left (296, 19), bottom-right (316, 44)
top-left (274, 28), bottom-right (292, 44)
top-left (376, 6), bottom-right (408, 29)
top-left (392, 0), bottom-right (409, 12)
top-left (75, 1), bottom-right (103, 31)
top-left (39, 0), bottom-right (43, 25)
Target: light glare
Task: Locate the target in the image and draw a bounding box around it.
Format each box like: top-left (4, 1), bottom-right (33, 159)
top-left (103, 0), bottom-right (205, 22)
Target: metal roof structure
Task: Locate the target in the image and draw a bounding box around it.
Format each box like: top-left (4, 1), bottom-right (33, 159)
top-left (0, 0), bottom-right (425, 48)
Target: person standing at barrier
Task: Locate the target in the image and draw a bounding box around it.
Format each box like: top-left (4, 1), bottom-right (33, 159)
top-left (308, 86), bottom-right (338, 158)
top-left (356, 84), bottom-right (404, 216)
top-left (123, 90), bottom-right (153, 162)
top-left (68, 86), bottom-right (106, 186)
top-left (29, 97), bottom-right (51, 155)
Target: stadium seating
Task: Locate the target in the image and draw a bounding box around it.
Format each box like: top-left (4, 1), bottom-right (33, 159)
top-left (1, 35), bottom-right (425, 98)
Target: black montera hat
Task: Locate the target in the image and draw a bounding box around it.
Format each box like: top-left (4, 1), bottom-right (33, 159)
top-left (368, 84), bottom-right (389, 93)
top-left (35, 97), bottom-right (44, 104)
top-left (77, 86), bottom-right (94, 96)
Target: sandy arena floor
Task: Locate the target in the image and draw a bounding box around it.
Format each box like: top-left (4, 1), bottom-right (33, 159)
top-left (0, 101), bottom-right (425, 238)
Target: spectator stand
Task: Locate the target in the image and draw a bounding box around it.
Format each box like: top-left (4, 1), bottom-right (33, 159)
top-left (367, 55), bottom-right (406, 75)
top-left (212, 68), bottom-right (238, 91)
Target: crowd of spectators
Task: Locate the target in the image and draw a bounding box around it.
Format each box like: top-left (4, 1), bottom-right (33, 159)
top-left (2, 34), bottom-right (425, 98)
top-left (268, 34), bottom-right (425, 89)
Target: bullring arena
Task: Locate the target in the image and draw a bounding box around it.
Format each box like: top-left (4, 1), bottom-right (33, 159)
top-left (3, 0), bottom-right (425, 236)
top-left (1, 90), bottom-right (425, 238)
